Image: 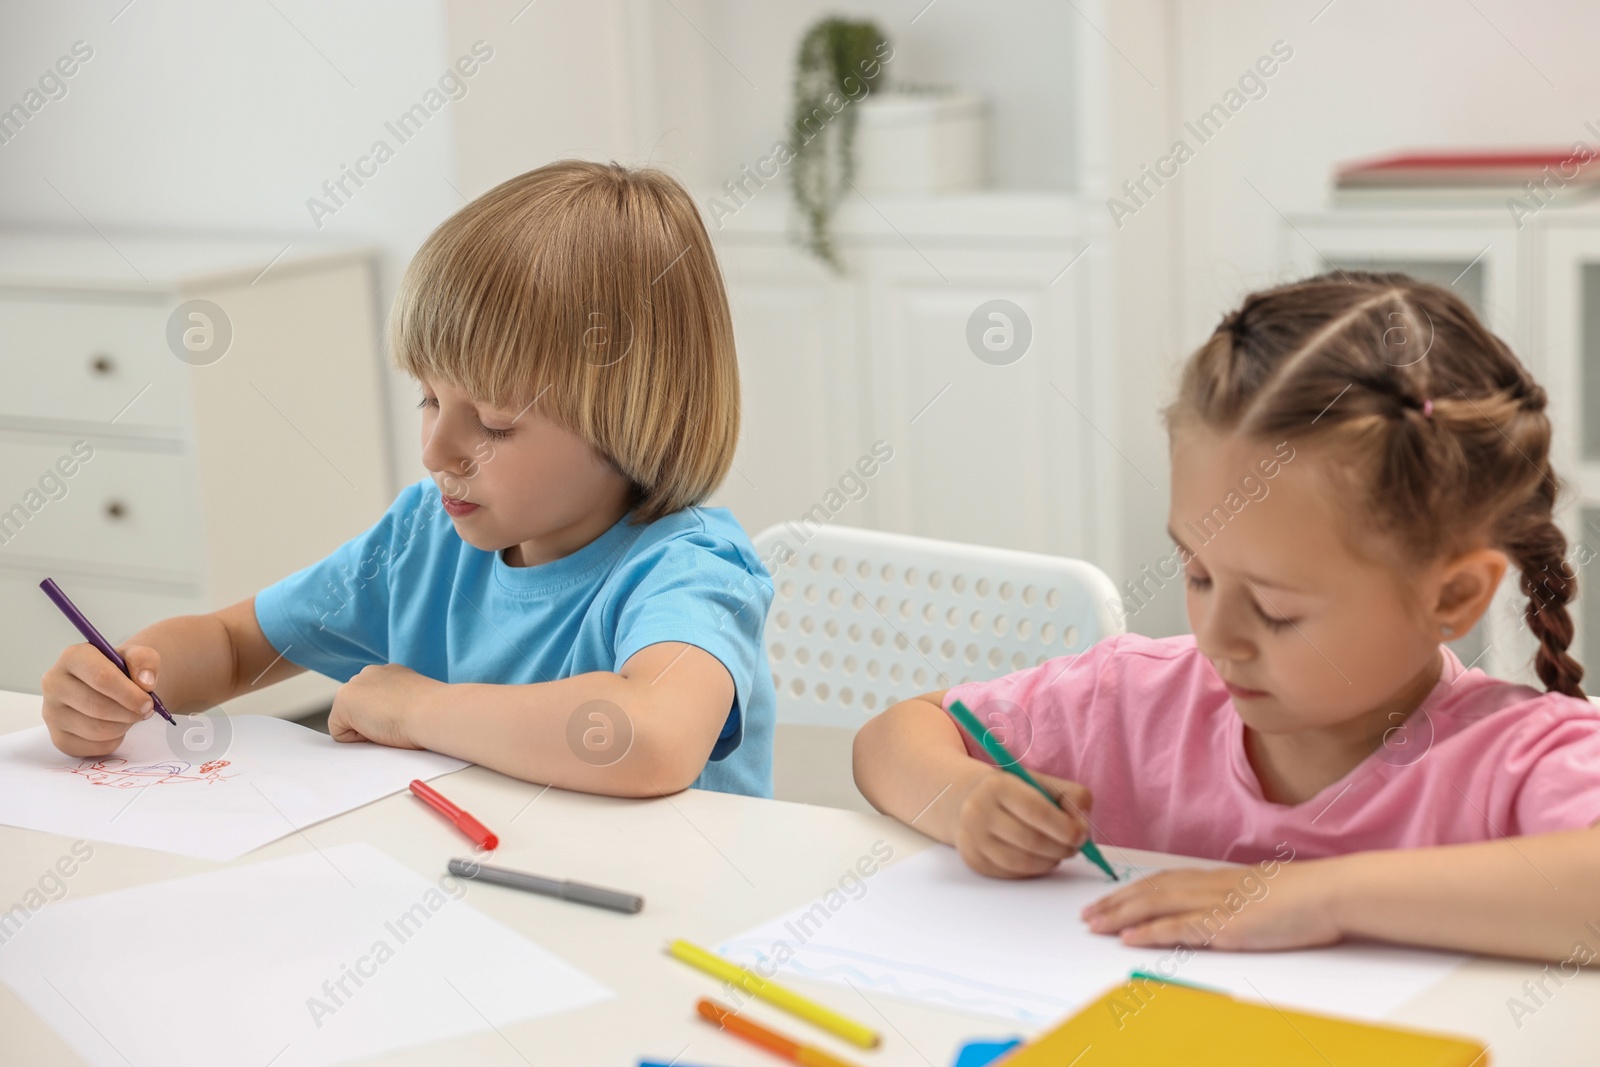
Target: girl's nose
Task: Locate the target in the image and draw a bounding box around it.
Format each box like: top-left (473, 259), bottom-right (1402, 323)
top-left (1192, 596), bottom-right (1254, 664)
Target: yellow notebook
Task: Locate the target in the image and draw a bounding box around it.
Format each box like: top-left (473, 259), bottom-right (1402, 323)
top-left (997, 980), bottom-right (1487, 1066)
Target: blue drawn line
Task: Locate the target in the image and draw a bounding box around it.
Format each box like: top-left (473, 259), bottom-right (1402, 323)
top-left (718, 939), bottom-right (1072, 1023)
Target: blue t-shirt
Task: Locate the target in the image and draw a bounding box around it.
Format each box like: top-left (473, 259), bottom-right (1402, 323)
top-left (254, 478), bottom-right (775, 797)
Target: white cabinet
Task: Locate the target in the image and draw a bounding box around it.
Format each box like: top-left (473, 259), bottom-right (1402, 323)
top-left (707, 193), bottom-right (1118, 576)
top-left (1531, 217), bottom-right (1600, 687)
top-left (1283, 207), bottom-right (1600, 686)
top-left (0, 232), bottom-right (394, 717)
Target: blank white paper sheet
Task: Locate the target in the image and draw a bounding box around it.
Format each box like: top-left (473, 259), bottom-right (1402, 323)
top-left (0, 843), bottom-right (613, 1067)
top-left (0, 714), bottom-right (468, 860)
top-left (719, 848), bottom-right (1467, 1026)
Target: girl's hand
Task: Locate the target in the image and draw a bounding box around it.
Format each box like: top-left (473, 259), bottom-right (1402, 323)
top-left (1080, 857), bottom-right (1343, 951)
top-left (41, 642), bottom-right (162, 757)
top-left (327, 663), bottom-right (440, 749)
top-left (953, 769), bottom-right (1095, 878)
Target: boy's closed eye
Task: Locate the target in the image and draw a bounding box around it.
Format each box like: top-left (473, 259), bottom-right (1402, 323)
top-left (416, 393), bottom-right (515, 440)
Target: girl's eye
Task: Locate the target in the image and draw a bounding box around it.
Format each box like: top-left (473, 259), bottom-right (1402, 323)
top-left (1188, 572), bottom-right (1296, 631)
top-left (416, 396), bottom-right (438, 409)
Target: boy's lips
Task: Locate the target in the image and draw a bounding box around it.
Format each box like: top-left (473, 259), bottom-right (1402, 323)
top-left (441, 495), bottom-right (480, 517)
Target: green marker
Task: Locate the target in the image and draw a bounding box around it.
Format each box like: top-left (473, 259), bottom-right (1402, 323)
top-left (947, 698), bottom-right (1119, 881)
top-left (1128, 969), bottom-right (1223, 993)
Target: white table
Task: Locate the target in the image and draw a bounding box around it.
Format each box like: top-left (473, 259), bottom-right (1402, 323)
top-left (2, 690), bottom-right (1596, 1066)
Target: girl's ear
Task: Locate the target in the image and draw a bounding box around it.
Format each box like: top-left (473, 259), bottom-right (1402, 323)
top-left (1431, 548), bottom-right (1509, 638)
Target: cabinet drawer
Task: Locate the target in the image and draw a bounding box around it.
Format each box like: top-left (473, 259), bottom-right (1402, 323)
top-left (0, 568), bottom-right (207, 695)
top-left (0, 439), bottom-right (201, 577)
top-left (0, 291), bottom-right (189, 430)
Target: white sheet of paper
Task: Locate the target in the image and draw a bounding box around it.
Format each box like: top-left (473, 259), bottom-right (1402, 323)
top-left (0, 714), bottom-right (468, 860)
top-left (0, 842), bottom-right (613, 1067)
top-left (718, 848), bottom-right (1467, 1026)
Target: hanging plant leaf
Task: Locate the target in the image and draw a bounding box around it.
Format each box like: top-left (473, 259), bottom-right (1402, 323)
top-left (788, 18), bottom-right (889, 272)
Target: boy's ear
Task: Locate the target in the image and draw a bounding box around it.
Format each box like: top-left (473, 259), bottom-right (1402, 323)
top-left (1432, 548), bottom-right (1509, 637)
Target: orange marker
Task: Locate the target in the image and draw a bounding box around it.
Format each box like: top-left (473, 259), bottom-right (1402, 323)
top-left (695, 998), bottom-right (862, 1067)
top-left (409, 779), bottom-right (498, 850)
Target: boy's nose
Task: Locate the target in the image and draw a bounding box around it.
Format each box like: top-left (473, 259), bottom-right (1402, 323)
top-left (420, 416), bottom-right (468, 470)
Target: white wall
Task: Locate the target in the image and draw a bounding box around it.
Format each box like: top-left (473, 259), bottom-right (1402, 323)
top-left (632, 0), bottom-right (1082, 193)
top-left (1096, 0), bottom-right (1600, 637)
top-left (1157, 0), bottom-right (1600, 341)
top-left (7, 0), bottom-right (1592, 641)
top-left (0, 0), bottom-right (463, 490)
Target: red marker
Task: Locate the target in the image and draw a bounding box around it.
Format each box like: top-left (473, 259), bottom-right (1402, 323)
top-left (409, 779), bottom-right (498, 850)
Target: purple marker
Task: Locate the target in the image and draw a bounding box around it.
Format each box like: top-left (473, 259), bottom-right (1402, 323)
top-left (40, 577), bottom-right (176, 725)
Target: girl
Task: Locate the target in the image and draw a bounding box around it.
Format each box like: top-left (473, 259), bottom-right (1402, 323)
top-left (41, 160), bottom-right (776, 799)
top-left (855, 272), bottom-right (1600, 963)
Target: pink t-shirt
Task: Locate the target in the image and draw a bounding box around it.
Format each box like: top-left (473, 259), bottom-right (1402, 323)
top-left (943, 633), bottom-right (1600, 864)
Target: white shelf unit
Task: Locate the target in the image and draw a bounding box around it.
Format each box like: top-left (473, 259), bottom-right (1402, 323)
top-left (0, 231), bottom-right (395, 717)
top-left (1282, 206), bottom-right (1600, 687)
top-left (706, 192), bottom-right (1120, 583)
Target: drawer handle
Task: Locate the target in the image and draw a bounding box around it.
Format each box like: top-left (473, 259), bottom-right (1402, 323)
top-left (89, 353), bottom-right (116, 376)
top-left (103, 499), bottom-right (127, 521)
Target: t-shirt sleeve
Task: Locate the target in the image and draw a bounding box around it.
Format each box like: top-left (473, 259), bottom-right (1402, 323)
top-left (942, 635), bottom-right (1126, 780)
top-left (253, 480), bottom-right (434, 683)
top-left (1505, 701), bottom-right (1600, 835)
top-left (611, 534), bottom-right (774, 762)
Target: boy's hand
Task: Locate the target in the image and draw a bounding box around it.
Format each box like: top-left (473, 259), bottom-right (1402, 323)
top-left (41, 643), bottom-right (162, 757)
top-left (328, 663), bottom-right (439, 749)
top-left (953, 768), bottom-right (1095, 878)
top-left (1080, 859), bottom-right (1341, 951)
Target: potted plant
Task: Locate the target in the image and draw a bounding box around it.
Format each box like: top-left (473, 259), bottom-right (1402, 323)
top-left (788, 17), bottom-right (890, 271)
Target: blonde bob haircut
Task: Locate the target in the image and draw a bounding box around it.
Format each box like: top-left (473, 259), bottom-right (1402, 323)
top-left (390, 159), bottom-right (740, 524)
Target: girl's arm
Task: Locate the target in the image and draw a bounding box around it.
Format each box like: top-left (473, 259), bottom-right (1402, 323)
top-left (337, 642), bottom-right (737, 798)
top-left (1085, 825), bottom-right (1600, 963)
top-left (854, 690), bottom-right (983, 842)
top-left (1328, 828), bottom-right (1600, 960)
top-left (854, 693), bottom-right (1097, 877)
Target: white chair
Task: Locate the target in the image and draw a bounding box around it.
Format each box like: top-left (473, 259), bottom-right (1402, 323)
top-left (752, 523), bottom-right (1126, 811)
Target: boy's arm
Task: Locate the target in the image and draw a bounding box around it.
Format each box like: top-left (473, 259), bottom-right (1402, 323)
top-left (124, 597), bottom-right (305, 713)
top-left (854, 690), bottom-right (988, 843)
top-left (401, 641), bottom-right (736, 798)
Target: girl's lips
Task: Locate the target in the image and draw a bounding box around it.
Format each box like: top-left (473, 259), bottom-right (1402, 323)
top-left (441, 496), bottom-right (480, 517)
top-left (1223, 679), bottom-right (1268, 700)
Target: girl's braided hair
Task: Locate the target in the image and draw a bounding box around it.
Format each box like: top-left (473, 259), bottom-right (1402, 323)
top-left (1164, 270), bottom-right (1584, 698)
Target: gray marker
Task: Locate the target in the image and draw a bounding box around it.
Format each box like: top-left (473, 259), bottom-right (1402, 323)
top-left (447, 857), bottom-right (644, 914)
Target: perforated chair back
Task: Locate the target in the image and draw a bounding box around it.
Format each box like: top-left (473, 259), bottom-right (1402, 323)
top-left (753, 524), bottom-right (1126, 729)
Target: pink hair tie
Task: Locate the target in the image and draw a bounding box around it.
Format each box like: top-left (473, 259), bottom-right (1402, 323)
top-left (1421, 398), bottom-right (1434, 418)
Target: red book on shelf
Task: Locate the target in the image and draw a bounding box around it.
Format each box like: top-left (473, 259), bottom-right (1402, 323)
top-left (1339, 149), bottom-right (1600, 188)
top-left (1333, 148), bottom-right (1600, 207)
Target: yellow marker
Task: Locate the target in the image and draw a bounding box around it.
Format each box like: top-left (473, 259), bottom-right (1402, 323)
top-left (667, 939), bottom-right (881, 1049)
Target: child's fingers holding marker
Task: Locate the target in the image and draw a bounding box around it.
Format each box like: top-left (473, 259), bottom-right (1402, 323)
top-left (45, 645), bottom-right (151, 721)
top-left (40, 645), bottom-right (155, 756)
top-left (120, 644), bottom-right (161, 696)
top-left (47, 699), bottom-right (133, 746)
top-left (1031, 770), bottom-right (1094, 819)
top-left (994, 777), bottom-right (1088, 851)
top-left (955, 773), bottom-right (1088, 878)
top-left (78, 643), bottom-right (159, 719)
